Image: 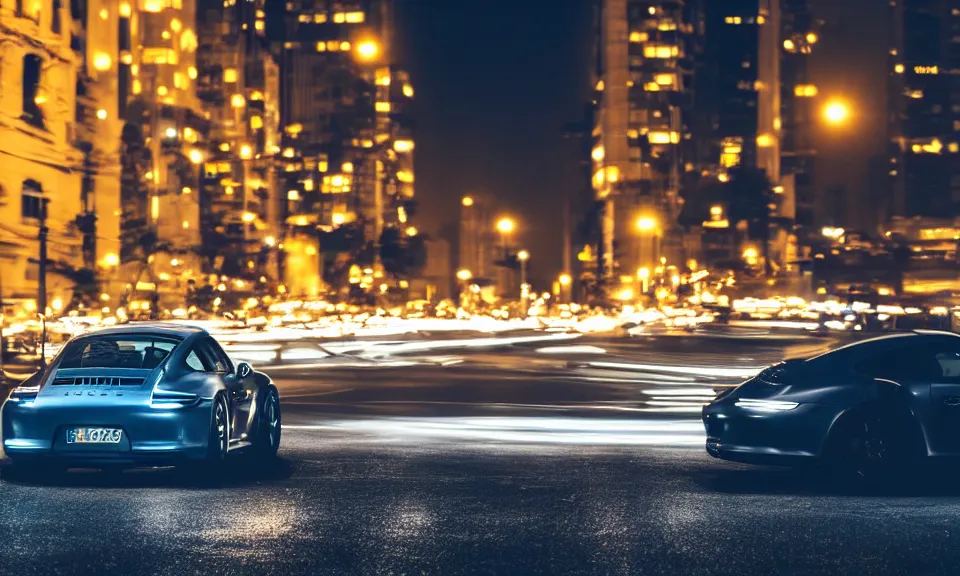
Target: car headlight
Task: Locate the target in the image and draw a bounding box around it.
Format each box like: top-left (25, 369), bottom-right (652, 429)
top-left (735, 398), bottom-right (799, 412)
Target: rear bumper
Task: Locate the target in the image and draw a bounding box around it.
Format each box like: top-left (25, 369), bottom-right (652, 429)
top-left (2, 398), bottom-right (213, 463)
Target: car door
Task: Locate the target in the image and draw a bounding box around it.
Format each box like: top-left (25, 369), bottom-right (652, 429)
top-left (928, 340), bottom-right (960, 455)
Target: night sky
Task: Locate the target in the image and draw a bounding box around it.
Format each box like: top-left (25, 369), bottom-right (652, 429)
top-left (394, 0), bottom-right (593, 285)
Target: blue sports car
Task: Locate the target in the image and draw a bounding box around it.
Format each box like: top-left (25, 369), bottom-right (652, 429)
top-left (703, 330), bottom-right (960, 482)
top-left (2, 324), bottom-right (281, 476)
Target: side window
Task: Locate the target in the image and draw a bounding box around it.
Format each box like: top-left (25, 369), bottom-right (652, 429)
top-left (855, 344), bottom-right (943, 381)
top-left (184, 350), bottom-right (207, 372)
top-left (196, 338), bottom-right (230, 374)
top-left (935, 348), bottom-right (960, 381)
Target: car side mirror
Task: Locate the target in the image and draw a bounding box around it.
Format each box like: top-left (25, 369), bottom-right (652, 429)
top-left (236, 362), bottom-right (253, 380)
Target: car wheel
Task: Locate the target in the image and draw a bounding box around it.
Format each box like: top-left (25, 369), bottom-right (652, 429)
top-left (823, 408), bottom-right (908, 488)
top-left (252, 387), bottom-right (281, 461)
top-left (180, 394), bottom-right (230, 483)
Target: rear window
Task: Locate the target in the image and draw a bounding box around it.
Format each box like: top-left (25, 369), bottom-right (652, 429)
top-left (58, 335), bottom-right (181, 370)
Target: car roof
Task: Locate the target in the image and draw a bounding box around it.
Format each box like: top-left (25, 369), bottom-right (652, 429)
top-left (77, 323), bottom-right (209, 339)
top-left (809, 331), bottom-right (959, 364)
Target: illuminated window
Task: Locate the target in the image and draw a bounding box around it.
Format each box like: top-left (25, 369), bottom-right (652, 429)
top-left (314, 13), bottom-right (327, 23)
top-left (316, 42), bottom-right (327, 52)
top-left (250, 116), bottom-right (263, 129)
top-left (756, 133), bottom-right (775, 148)
top-left (375, 102), bottom-right (391, 113)
top-left (188, 66), bottom-right (198, 79)
top-left (914, 65), bottom-right (938, 75)
top-left (342, 162), bottom-right (354, 173)
top-left (793, 84), bottom-right (818, 97)
top-left (648, 131), bottom-right (679, 145)
top-left (132, 79), bottom-right (142, 94)
top-left (298, 14), bottom-right (310, 22)
top-left (643, 44), bottom-right (679, 59)
top-left (654, 73), bottom-right (676, 87)
top-left (157, 85), bottom-right (168, 96)
top-left (173, 72), bottom-right (185, 89)
top-left (724, 16), bottom-right (743, 24)
top-left (287, 190), bottom-right (300, 201)
top-left (340, 41), bottom-right (351, 51)
top-left (402, 83), bottom-right (414, 98)
top-left (333, 12), bottom-right (345, 23)
top-left (657, 21), bottom-right (677, 31)
top-left (345, 11), bottom-right (364, 23)
top-left (905, 89), bottom-right (923, 99)
top-left (628, 31), bottom-right (648, 43)
top-left (224, 68), bottom-right (238, 83)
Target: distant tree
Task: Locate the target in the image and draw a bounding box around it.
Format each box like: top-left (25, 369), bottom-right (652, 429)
top-left (380, 227), bottom-right (427, 278)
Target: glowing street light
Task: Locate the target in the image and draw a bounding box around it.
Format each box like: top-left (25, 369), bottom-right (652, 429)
top-left (456, 269), bottom-right (473, 282)
top-left (496, 218), bottom-right (515, 234)
top-left (356, 40), bottom-right (379, 61)
top-left (517, 250), bottom-right (530, 262)
top-left (823, 100), bottom-right (851, 125)
top-left (558, 273), bottom-right (572, 286)
top-left (462, 196), bottom-right (474, 207)
top-left (405, 226), bottom-right (418, 237)
top-left (636, 216), bottom-right (657, 232)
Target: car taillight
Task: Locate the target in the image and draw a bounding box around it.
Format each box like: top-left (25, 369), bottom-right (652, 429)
top-left (8, 385), bottom-right (41, 404)
top-left (150, 390), bottom-right (200, 409)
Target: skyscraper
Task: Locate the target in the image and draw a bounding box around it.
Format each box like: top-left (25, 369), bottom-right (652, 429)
top-left (591, 0), bottom-right (701, 284)
top-left (279, 0), bottom-right (416, 297)
top-left (780, 0), bottom-right (818, 228)
top-left (196, 0), bottom-right (281, 280)
top-left (888, 0), bottom-right (960, 221)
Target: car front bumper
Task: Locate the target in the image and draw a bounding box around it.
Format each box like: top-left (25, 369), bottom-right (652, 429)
top-left (2, 397), bottom-right (214, 465)
top-left (702, 398), bottom-right (844, 466)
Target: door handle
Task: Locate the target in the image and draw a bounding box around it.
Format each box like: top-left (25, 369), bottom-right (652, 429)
top-left (943, 397), bottom-right (960, 407)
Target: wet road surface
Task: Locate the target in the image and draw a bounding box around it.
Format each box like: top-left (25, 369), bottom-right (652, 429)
top-left (3, 336), bottom-right (960, 575)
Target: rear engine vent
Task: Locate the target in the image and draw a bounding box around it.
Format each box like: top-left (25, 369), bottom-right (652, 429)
top-left (52, 377), bottom-right (145, 386)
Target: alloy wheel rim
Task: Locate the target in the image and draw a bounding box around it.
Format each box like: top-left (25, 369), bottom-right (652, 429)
top-left (267, 394), bottom-right (280, 447)
top-left (216, 402), bottom-right (228, 455)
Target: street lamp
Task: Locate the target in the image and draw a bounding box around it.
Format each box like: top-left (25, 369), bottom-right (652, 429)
top-left (496, 217), bottom-right (515, 235)
top-left (456, 269), bottom-right (473, 282)
top-left (462, 196), bottom-right (474, 207)
top-left (636, 216), bottom-right (657, 232)
top-left (823, 100), bottom-right (851, 126)
top-left (496, 217), bottom-right (515, 255)
top-left (516, 250), bottom-right (530, 310)
top-left (355, 40), bottom-right (379, 61)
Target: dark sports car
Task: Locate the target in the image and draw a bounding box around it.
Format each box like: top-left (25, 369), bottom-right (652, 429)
top-left (2, 324), bottom-right (281, 475)
top-left (703, 330), bottom-right (960, 481)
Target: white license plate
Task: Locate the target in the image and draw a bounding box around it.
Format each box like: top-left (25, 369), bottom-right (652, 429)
top-left (67, 428), bottom-right (123, 444)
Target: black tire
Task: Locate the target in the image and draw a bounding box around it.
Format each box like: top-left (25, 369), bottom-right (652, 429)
top-left (179, 394), bottom-right (230, 483)
top-left (251, 386), bottom-right (281, 461)
top-left (822, 407), bottom-right (914, 489)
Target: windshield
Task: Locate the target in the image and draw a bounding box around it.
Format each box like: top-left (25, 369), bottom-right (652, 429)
top-left (58, 334), bottom-right (181, 370)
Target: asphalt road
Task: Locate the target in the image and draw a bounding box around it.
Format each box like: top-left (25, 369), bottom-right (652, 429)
top-left (3, 337), bottom-right (960, 575)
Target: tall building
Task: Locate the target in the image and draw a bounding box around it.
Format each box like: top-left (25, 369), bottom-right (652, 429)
top-left (780, 0), bottom-right (817, 228)
top-left (591, 0), bottom-right (701, 283)
top-left (0, 0), bottom-right (116, 311)
top-left (888, 0), bottom-right (960, 221)
top-left (279, 0), bottom-right (417, 297)
top-left (698, 0), bottom-right (781, 186)
top-left (196, 0), bottom-right (281, 281)
top-left (118, 0), bottom-right (210, 304)
top-left (458, 194), bottom-right (497, 284)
